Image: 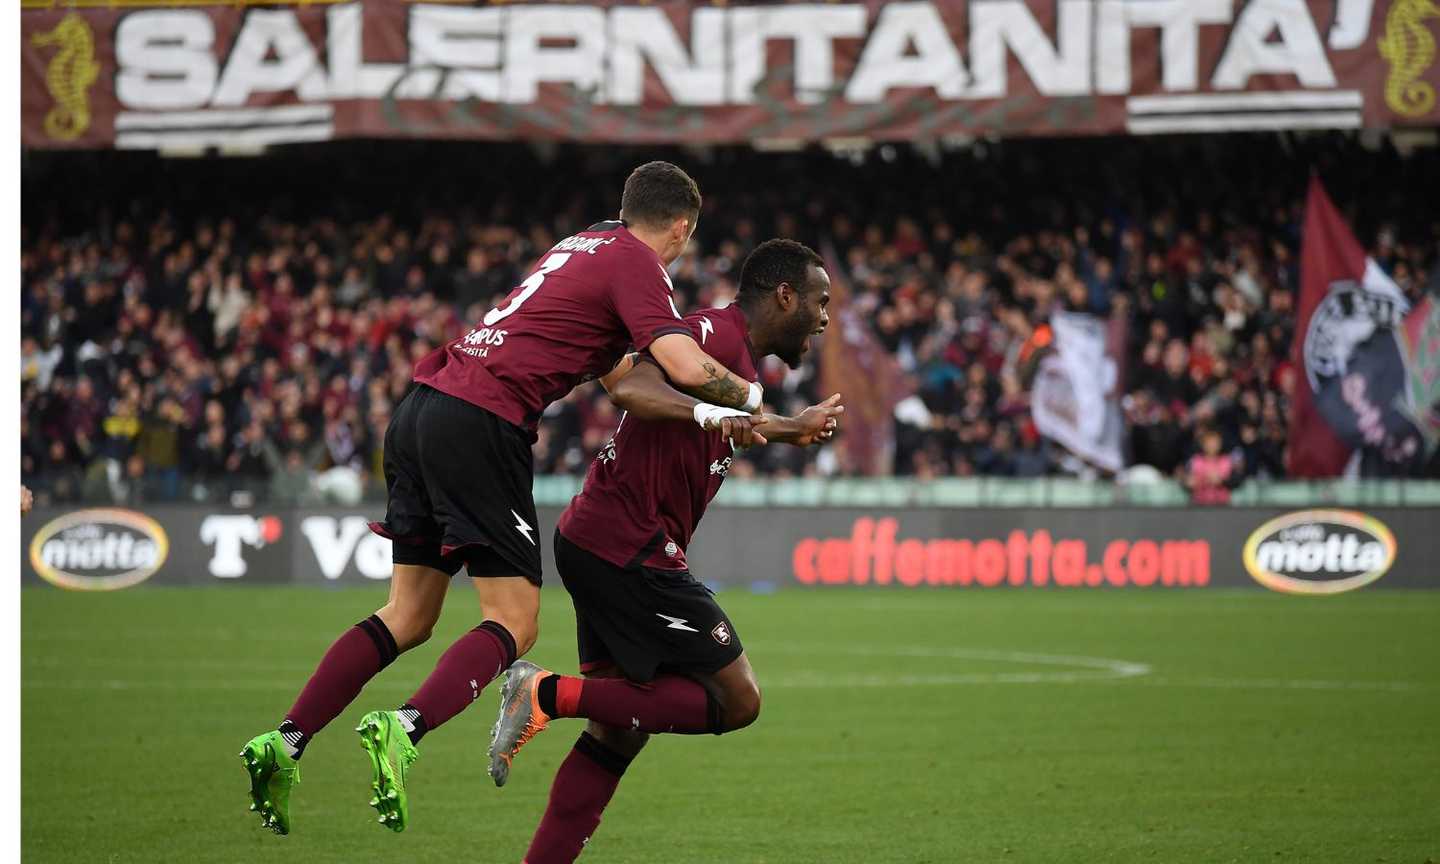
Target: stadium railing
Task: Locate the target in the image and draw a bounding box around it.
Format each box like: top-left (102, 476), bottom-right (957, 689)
top-left (32, 475), bottom-right (1440, 510)
top-left (529, 477), bottom-right (1440, 509)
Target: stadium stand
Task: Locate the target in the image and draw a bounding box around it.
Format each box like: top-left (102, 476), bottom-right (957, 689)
top-left (20, 134), bottom-right (1439, 506)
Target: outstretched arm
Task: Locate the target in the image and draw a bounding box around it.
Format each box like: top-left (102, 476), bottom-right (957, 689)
top-left (648, 333), bottom-right (763, 411)
top-left (601, 356), bottom-right (768, 447)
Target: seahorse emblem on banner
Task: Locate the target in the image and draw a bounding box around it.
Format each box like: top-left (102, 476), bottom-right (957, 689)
top-left (1379, 0), bottom-right (1440, 117)
top-left (31, 13), bottom-right (101, 141)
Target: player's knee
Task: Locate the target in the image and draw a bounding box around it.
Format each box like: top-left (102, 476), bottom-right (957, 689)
top-left (480, 595), bottom-right (540, 656)
top-left (378, 606), bottom-right (437, 652)
top-left (723, 680), bottom-right (762, 732)
top-left (586, 721), bottom-right (649, 760)
top-left (398, 624), bottom-right (434, 651)
top-left (483, 611), bottom-right (538, 656)
top-left (502, 612), bottom-right (539, 656)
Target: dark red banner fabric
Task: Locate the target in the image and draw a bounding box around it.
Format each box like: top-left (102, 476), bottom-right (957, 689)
top-left (21, 0), bottom-right (1440, 149)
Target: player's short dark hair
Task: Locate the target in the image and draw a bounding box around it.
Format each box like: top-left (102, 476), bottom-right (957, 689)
top-left (738, 239), bottom-right (824, 300)
top-left (619, 161), bottom-right (701, 229)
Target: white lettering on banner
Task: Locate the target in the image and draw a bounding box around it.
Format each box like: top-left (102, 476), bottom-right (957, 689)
top-left (1097, 0), bottom-right (1234, 94)
top-left (212, 10), bottom-right (329, 106)
top-left (1327, 0), bottom-right (1374, 50)
top-left (115, 11), bottom-right (217, 109)
top-left (606, 7), bottom-right (725, 106)
top-left (502, 6), bottom-right (608, 103)
top-left (968, 0), bottom-right (1091, 99)
top-left (109, 2), bottom-right (1348, 120)
top-left (410, 6), bottom-right (501, 101)
top-left (728, 6), bottom-right (868, 104)
top-left (845, 3), bottom-right (969, 103)
top-left (327, 4), bottom-right (403, 100)
top-left (301, 516), bottom-right (393, 580)
top-left (200, 515), bottom-right (262, 578)
top-left (1213, 0), bottom-right (1337, 90)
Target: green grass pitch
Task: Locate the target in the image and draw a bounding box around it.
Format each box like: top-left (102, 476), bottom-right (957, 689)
top-left (21, 586), bottom-right (1440, 863)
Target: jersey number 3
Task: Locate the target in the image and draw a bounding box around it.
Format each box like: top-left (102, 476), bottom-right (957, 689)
top-left (483, 252), bottom-right (572, 327)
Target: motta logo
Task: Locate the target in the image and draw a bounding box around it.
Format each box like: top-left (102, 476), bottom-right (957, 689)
top-left (1243, 510), bottom-right (1396, 595)
top-left (29, 508), bottom-right (169, 591)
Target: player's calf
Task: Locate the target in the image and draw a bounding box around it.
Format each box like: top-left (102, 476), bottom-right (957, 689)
top-left (490, 654), bottom-right (762, 787)
top-left (474, 575), bottom-right (541, 656)
top-left (586, 720), bottom-right (650, 759)
top-left (524, 726), bottom-right (645, 864)
top-left (582, 666), bottom-right (652, 757)
top-left (374, 605), bottom-right (436, 651)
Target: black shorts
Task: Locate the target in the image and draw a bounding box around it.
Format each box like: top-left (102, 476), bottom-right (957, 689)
top-left (555, 529), bottom-right (742, 683)
top-left (370, 384), bottom-right (542, 584)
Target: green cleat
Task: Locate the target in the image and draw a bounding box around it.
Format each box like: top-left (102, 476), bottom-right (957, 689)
top-left (239, 731), bottom-right (300, 835)
top-left (356, 710), bottom-right (418, 833)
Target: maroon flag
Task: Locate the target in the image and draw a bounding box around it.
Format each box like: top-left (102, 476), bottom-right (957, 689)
top-left (1289, 177), bottom-right (1413, 476)
top-left (817, 244), bottom-right (909, 476)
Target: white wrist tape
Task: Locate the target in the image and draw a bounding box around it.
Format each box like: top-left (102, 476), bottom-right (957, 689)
top-left (742, 381), bottom-right (764, 413)
top-left (693, 403), bottom-right (750, 431)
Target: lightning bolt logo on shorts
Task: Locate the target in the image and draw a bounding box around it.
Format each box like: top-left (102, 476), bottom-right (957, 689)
top-left (511, 510), bottom-right (535, 545)
top-left (656, 613), bottom-right (698, 632)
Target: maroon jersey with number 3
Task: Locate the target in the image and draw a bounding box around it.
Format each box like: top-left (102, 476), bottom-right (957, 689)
top-left (559, 304), bottom-right (758, 572)
top-left (413, 221), bottom-right (691, 437)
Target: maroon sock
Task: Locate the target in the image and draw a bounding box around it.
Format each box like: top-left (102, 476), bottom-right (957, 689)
top-left (284, 615), bottom-right (398, 749)
top-left (551, 674), bottom-right (715, 734)
top-left (405, 620), bottom-right (516, 732)
top-left (523, 733), bottom-right (633, 864)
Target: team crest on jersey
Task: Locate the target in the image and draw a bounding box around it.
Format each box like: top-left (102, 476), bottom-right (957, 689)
top-left (598, 438), bottom-right (616, 465)
top-left (711, 621), bottom-right (732, 645)
top-left (664, 540), bottom-right (679, 558)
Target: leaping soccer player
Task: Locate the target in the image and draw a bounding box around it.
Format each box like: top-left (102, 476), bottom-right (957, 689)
top-left (487, 239), bottom-right (842, 864)
top-left (239, 162), bottom-right (774, 835)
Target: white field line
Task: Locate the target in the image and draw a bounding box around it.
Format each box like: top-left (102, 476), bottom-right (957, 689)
top-left (21, 643), bottom-right (1431, 692)
top-left (757, 642), bottom-right (1151, 684)
top-left (1138, 676), bottom-right (1424, 693)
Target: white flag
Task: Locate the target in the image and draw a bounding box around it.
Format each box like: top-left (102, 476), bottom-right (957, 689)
top-left (1030, 311), bottom-right (1126, 473)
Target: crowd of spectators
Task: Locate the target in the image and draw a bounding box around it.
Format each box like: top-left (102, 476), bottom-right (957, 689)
top-left (20, 134), bottom-right (1439, 507)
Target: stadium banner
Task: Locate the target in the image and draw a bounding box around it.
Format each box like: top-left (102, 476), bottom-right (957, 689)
top-left (1288, 178), bottom-right (1439, 477)
top-left (20, 504), bottom-right (1440, 592)
top-left (19, 0), bottom-right (1440, 149)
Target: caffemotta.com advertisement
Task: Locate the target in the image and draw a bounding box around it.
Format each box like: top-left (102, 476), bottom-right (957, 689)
top-left (20, 505), bottom-right (1438, 592)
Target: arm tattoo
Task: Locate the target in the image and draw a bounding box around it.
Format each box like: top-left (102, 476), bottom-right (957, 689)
top-left (692, 361), bottom-right (750, 409)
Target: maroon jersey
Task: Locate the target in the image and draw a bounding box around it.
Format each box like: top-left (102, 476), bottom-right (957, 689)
top-left (413, 221), bottom-right (691, 437)
top-left (559, 304), bottom-right (758, 572)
